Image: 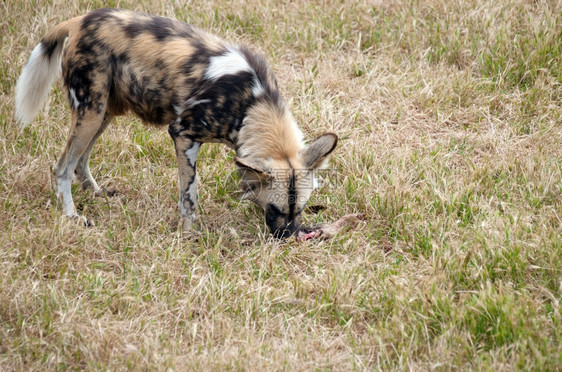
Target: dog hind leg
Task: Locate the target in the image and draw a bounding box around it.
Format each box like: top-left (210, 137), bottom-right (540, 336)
top-left (74, 111), bottom-right (116, 196)
top-left (54, 108), bottom-right (109, 224)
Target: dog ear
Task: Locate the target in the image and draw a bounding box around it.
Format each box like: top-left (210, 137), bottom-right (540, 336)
top-left (301, 133), bottom-right (338, 169)
top-left (235, 157), bottom-right (272, 179)
top-left (235, 157), bottom-right (273, 200)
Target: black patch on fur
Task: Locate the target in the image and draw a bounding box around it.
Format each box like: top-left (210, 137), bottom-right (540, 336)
top-left (287, 160), bottom-right (297, 221)
top-left (40, 39), bottom-right (60, 60)
top-left (122, 14), bottom-right (192, 41)
top-left (81, 8), bottom-right (118, 30)
top-left (168, 121), bottom-right (184, 138)
top-left (64, 63), bottom-right (95, 116)
top-left (122, 22), bottom-right (144, 39)
top-left (174, 69), bottom-right (257, 141)
top-left (266, 203), bottom-right (284, 230)
top-left (266, 201), bottom-right (300, 239)
top-left (121, 72), bottom-right (164, 124)
top-left (147, 17), bottom-right (176, 41)
top-left (240, 47), bottom-right (282, 106)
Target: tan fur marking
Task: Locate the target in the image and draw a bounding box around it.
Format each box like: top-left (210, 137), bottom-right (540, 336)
top-left (41, 16), bottom-right (84, 46)
top-left (96, 23), bottom-right (130, 56)
top-left (197, 32), bottom-right (223, 53)
top-left (238, 101), bottom-right (304, 160)
top-left (162, 38), bottom-right (197, 67)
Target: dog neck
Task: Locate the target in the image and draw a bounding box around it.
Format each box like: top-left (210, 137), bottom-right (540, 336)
top-left (235, 100), bottom-right (304, 161)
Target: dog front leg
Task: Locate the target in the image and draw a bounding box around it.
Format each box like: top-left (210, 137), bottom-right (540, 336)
top-left (170, 134), bottom-right (201, 231)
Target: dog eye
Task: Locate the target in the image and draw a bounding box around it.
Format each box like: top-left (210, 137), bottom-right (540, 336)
top-left (242, 182), bottom-right (257, 193)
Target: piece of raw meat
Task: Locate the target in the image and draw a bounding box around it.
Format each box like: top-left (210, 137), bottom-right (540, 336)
top-left (297, 213), bottom-right (366, 241)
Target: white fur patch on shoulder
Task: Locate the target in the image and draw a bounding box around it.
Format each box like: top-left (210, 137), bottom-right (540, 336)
top-left (205, 47), bottom-right (253, 81)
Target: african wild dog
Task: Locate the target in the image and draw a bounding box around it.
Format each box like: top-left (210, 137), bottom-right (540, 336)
top-left (15, 8), bottom-right (338, 239)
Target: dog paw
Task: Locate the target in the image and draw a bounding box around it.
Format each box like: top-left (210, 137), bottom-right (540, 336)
top-left (178, 225), bottom-right (202, 241)
top-left (177, 216), bottom-right (202, 239)
top-left (95, 187), bottom-right (118, 197)
top-left (68, 214), bottom-right (94, 227)
top-left (180, 228), bottom-right (202, 240)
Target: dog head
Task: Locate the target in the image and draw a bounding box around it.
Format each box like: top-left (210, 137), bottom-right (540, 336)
top-left (236, 133), bottom-right (338, 239)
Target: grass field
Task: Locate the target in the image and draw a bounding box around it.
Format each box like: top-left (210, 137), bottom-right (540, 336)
top-left (1, 0), bottom-right (561, 370)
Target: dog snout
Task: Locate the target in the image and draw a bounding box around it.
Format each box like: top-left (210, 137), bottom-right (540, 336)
top-left (268, 219), bottom-right (301, 239)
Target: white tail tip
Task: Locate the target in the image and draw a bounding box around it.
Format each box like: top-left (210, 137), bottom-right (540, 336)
top-left (15, 42), bottom-right (62, 128)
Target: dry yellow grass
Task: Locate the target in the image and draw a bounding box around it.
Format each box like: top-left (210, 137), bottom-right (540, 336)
top-left (1, 0), bottom-right (561, 370)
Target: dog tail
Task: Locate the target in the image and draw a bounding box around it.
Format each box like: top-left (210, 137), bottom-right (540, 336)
top-left (15, 17), bottom-right (82, 127)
